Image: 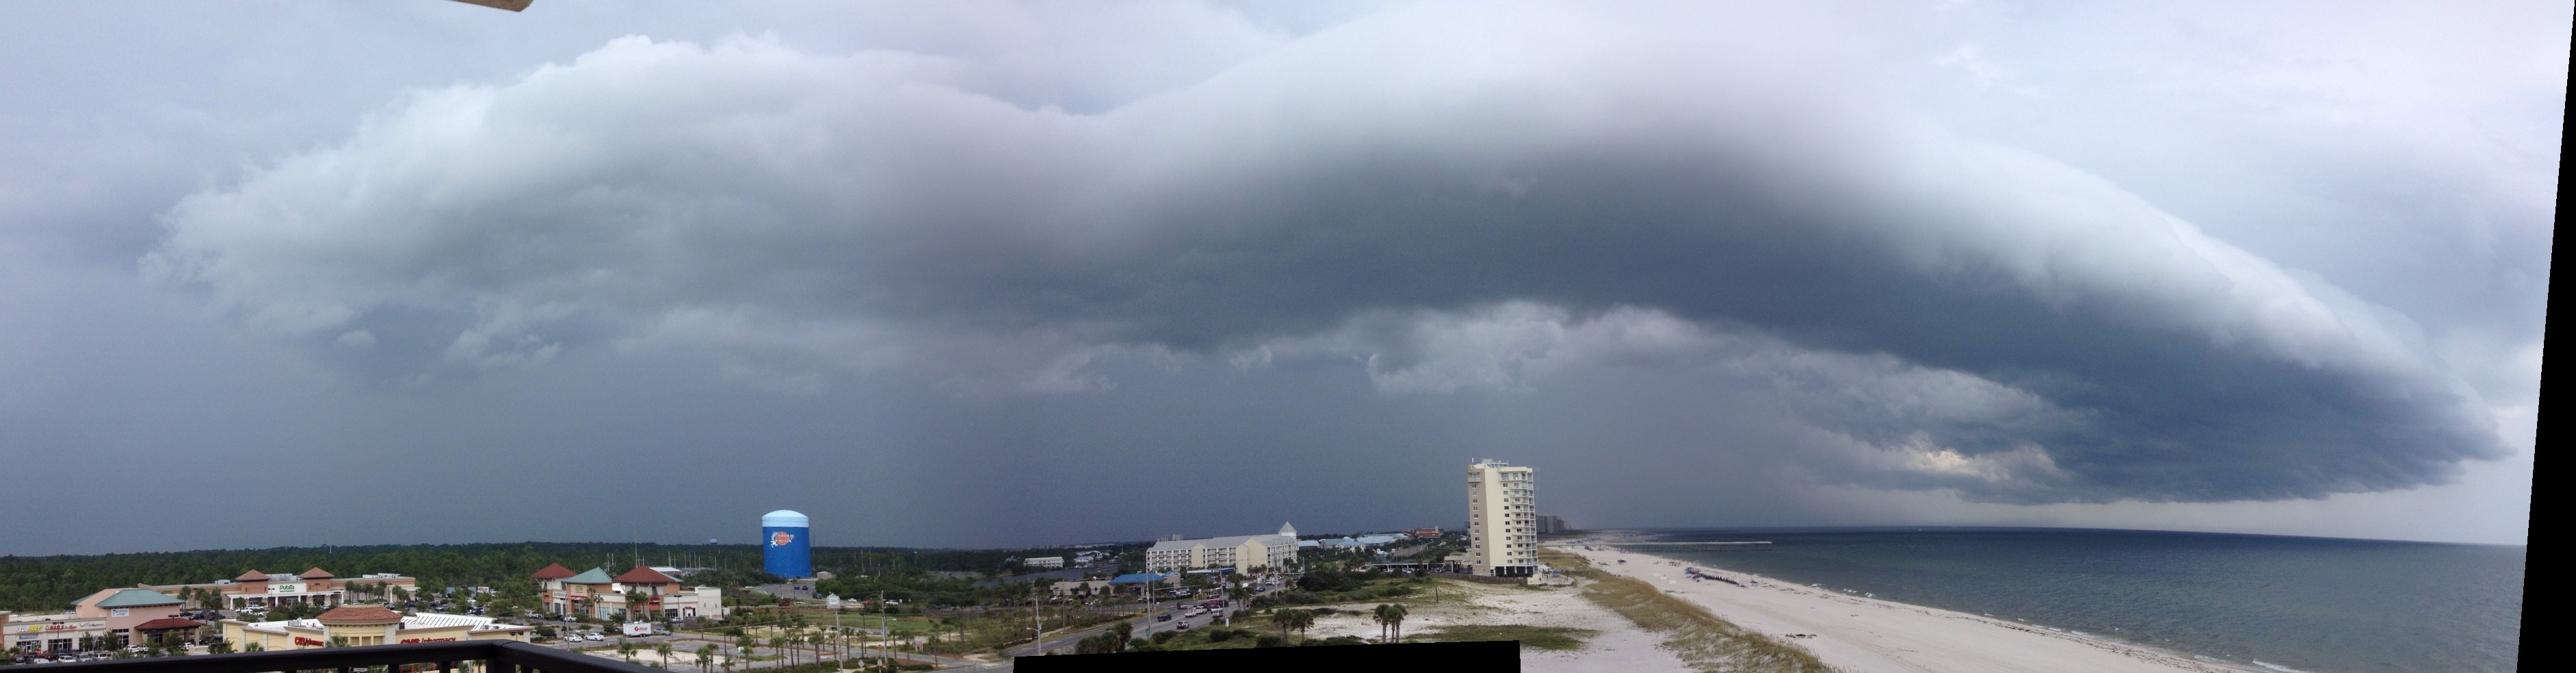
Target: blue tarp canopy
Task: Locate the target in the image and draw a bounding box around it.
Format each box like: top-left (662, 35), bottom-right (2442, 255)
top-left (1109, 572), bottom-right (1172, 585)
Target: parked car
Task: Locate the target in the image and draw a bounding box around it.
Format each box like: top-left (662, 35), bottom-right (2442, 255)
top-left (585, 633), bottom-right (604, 642)
top-left (1155, 613), bottom-right (1172, 622)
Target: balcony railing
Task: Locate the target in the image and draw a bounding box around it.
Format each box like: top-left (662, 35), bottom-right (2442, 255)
top-left (30, 641), bottom-right (661, 673)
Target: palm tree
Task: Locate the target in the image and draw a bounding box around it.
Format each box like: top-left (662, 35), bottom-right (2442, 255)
top-left (1267, 609), bottom-right (1314, 643)
top-left (1224, 585), bottom-right (1253, 626)
top-left (653, 642), bottom-right (674, 670)
top-left (1376, 603), bottom-right (1409, 642)
top-left (694, 643), bottom-right (715, 673)
top-left (770, 635), bottom-right (789, 668)
top-left (623, 590), bottom-right (649, 623)
top-left (617, 637), bottom-right (636, 664)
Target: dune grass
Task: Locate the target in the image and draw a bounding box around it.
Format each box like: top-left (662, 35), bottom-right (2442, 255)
top-left (1410, 624), bottom-right (1598, 650)
top-left (1544, 550), bottom-right (1837, 673)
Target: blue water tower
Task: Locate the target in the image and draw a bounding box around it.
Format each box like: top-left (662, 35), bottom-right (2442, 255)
top-left (762, 510), bottom-right (812, 579)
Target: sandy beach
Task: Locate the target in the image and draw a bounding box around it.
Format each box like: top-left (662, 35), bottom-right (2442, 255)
top-left (1560, 538), bottom-right (2260, 673)
top-left (1143, 537), bottom-right (2274, 672)
top-left (1295, 570), bottom-right (1690, 672)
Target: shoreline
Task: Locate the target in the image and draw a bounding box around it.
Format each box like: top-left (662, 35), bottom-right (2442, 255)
top-left (1561, 534), bottom-right (2268, 673)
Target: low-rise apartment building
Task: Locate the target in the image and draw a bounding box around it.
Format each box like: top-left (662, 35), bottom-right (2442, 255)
top-left (1144, 523), bottom-right (1300, 572)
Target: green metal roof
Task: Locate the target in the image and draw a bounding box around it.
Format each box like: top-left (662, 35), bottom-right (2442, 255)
top-left (564, 568), bottom-right (616, 584)
top-left (96, 589), bottom-right (183, 609)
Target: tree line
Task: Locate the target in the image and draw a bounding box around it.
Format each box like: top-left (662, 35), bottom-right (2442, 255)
top-left (1, 542), bottom-right (1132, 613)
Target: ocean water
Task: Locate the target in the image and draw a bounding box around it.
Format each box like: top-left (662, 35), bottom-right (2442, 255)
top-left (1616, 528), bottom-right (2523, 673)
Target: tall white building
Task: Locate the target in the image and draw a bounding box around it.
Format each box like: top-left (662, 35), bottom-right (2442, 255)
top-left (1467, 460), bottom-right (1538, 577)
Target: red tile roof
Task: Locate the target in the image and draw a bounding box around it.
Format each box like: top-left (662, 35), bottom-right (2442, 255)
top-left (531, 563), bottom-right (578, 579)
top-left (316, 605), bottom-right (404, 624)
top-left (612, 566), bottom-right (677, 584)
top-left (298, 567), bottom-right (335, 579)
top-left (235, 570), bottom-right (270, 581)
top-left (131, 618), bottom-right (203, 631)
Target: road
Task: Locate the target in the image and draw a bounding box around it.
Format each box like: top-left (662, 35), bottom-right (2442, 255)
top-left (569, 580), bottom-right (1285, 670)
top-left (545, 631), bottom-right (968, 670)
top-left (938, 605), bottom-right (1238, 672)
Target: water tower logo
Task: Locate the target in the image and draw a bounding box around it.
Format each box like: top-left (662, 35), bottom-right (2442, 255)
top-left (761, 510), bottom-right (813, 579)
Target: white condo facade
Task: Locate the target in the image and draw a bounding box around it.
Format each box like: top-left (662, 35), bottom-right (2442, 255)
top-left (1144, 523), bottom-right (1300, 572)
top-left (1467, 460), bottom-right (1538, 577)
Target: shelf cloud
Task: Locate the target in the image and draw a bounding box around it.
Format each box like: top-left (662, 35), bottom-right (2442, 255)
top-left (142, 1), bottom-right (2516, 509)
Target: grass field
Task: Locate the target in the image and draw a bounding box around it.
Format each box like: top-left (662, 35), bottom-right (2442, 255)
top-left (1410, 624), bottom-right (1598, 650)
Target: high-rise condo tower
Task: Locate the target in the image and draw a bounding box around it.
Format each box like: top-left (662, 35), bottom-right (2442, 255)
top-left (1467, 460), bottom-right (1538, 577)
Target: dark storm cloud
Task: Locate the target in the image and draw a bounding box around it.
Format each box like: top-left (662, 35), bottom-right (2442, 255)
top-left (140, 3), bottom-right (2516, 507)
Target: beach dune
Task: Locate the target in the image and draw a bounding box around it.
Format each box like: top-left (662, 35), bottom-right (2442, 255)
top-left (1561, 542), bottom-right (2252, 673)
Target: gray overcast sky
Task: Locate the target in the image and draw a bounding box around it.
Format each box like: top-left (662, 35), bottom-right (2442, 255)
top-left (0, 1), bottom-right (2555, 555)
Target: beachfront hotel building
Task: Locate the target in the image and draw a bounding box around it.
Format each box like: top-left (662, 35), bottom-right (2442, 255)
top-left (1144, 523), bottom-right (1300, 572)
top-left (220, 605), bottom-right (531, 650)
top-left (1467, 460), bottom-right (1538, 577)
top-left (530, 564), bottom-right (724, 622)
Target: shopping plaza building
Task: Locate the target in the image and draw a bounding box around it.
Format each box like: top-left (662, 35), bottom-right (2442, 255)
top-left (1144, 523), bottom-right (1300, 572)
top-left (5, 568), bottom-right (425, 655)
top-left (140, 567), bottom-right (419, 611)
top-left (530, 564), bottom-right (724, 622)
top-left (3, 589), bottom-right (194, 654)
top-left (221, 605), bottom-right (531, 650)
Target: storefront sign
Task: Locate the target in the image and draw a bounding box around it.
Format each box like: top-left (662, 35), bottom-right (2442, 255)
top-left (268, 583), bottom-right (306, 594)
top-left (294, 637), bottom-right (326, 647)
top-left (399, 637), bottom-right (458, 644)
top-left (34, 621), bottom-right (105, 632)
top-left (109, 609), bottom-right (129, 618)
